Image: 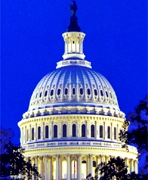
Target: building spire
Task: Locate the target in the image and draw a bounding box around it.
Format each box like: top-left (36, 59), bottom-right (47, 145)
top-left (70, 0), bottom-right (77, 15)
top-left (67, 0), bottom-right (81, 32)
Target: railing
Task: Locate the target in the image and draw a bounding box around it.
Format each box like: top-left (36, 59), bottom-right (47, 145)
top-left (22, 141), bottom-right (137, 153)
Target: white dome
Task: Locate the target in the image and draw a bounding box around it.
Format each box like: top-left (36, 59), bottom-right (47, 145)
top-left (29, 64), bottom-right (119, 111)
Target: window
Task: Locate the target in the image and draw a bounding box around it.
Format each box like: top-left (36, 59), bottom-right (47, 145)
top-left (81, 124), bottom-right (86, 137)
top-left (45, 125), bottom-right (49, 138)
top-left (57, 89), bottom-right (61, 95)
top-left (72, 88), bottom-right (76, 95)
top-left (114, 127), bottom-right (116, 139)
top-left (38, 126), bottom-right (41, 139)
top-left (39, 92), bottom-right (42, 97)
top-left (54, 125), bottom-right (58, 138)
top-left (65, 88), bottom-right (68, 95)
top-left (87, 88), bottom-right (91, 95)
top-left (107, 126), bottom-right (110, 139)
top-left (110, 93), bottom-right (112, 98)
top-left (100, 90), bottom-right (103, 96)
top-left (50, 89), bottom-right (54, 96)
top-left (91, 125), bottom-right (95, 137)
top-left (94, 89), bottom-right (97, 96)
top-left (100, 125), bottom-right (103, 138)
top-left (44, 90), bottom-right (48, 97)
top-left (72, 124), bottom-right (76, 137)
top-left (106, 91), bottom-right (108, 97)
top-left (80, 88), bottom-right (83, 95)
top-left (63, 124), bottom-right (67, 137)
top-left (32, 128), bottom-right (34, 140)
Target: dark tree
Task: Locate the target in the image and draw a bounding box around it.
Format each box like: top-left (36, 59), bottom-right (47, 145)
top-left (120, 95), bottom-right (148, 175)
top-left (86, 157), bottom-right (146, 180)
top-left (0, 126), bottom-right (14, 152)
top-left (0, 127), bottom-right (41, 179)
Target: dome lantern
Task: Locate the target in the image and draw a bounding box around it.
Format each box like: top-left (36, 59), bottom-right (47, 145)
top-left (62, 0), bottom-right (86, 61)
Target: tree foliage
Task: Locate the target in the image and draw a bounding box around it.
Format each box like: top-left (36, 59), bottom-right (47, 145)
top-left (86, 157), bottom-right (147, 180)
top-left (0, 127), bottom-right (41, 179)
top-left (0, 127), bottom-right (14, 152)
top-left (120, 95), bottom-right (148, 174)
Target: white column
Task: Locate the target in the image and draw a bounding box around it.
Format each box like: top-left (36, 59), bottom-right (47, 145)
top-left (35, 156), bottom-right (38, 177)
top-left (25, 126), bottom-right (27, 142)
top-left (111, 123), bottom-right (113, 140)
top-left (89, 155), bottom-right (93, 176)
top-left (77, 155), bottom-right (81, 180)
top-left (67, 155), bottom-right (71, 180)
top-left (49, 123), bottom-right (52, 139)
top-left (58, 123), bottom-right (61, 138)
top-left (96, 121), bottom-right (99, 139)
top-left (44, 156), bottom-right (48, 179)
top-left (58, 156), bottom-right (62, 180)
top-left (127, 159), bottom-right (130, 173)
top-left (77, 123), bottom-right (80, 137)
top-left (104, 122), bottom-right (106, 139)
top-left (41, 122), bottom-right (43, 140)
top-left (35, 123), bottom-right (37, 141)
top-left (39, 156), bottom-right (43, 178)
top-left (135, 160), bottom-right (138, 174)
top-left (86, 155), bottom-right (90, 177)
top-left (131, 159), bottom-right (134, 172)
top-left (68, 123), bottom-right (71, 137)
top-left (96, 155), bottom-right (101, 179)
top-left (56, 155), bottom-right (59, 180)
top-left (87, 122), bottom-right (91, 138)
top-left (48, 156), bottom-right (52, 180)
top-left (29, 124), bottom-right (31, 142)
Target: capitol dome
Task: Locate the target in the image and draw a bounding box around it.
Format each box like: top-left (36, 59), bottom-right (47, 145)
top-left (29, 65), bottom-right (119, 111)
top-left (18, 1), bottom-right (138, 179)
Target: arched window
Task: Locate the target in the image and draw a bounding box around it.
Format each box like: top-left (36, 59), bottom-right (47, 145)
top-left (54, 125), bottom-right (58, 138)
top-left (57, 89), bottom-right (61, 95)
top-left (50, 89), bottom-right (54, 96)
top-left (94, 89), bottom-right (98, 96)
top-left (100, 125), bottom-right (103, 138)
top-left (32, 128), bottom-right (34, 140)
top-left (107, 126), bottom-right (110, 138)
top-left (72, 124), bottom-right (76, 137)
top-left (100, 90), bottom-right (103, 96)
top-left (45, 125), bottom-right (49, 138)
top-left (91, 125), bottom-right (95, 137)
top-left (80, 88), bottom-right (83, 95)
top-left (63, 124), bottom-right (67, 137)
top-left (65, 88), bottom-right (68, 95)
top-left (81, 124), bottom-right (86, 137)
top-left (38, 126), bottom-right (41, 139)
top-left (72, 88), bottom-right (76, 95)
top-left (114, 127), bottom-right (116, 139)
top-left (44, 90), bottom-right (48, 97)
top-left (87, 88), bottom-right (91, 95)
top-left (39, 92), bottom-right (42, 98)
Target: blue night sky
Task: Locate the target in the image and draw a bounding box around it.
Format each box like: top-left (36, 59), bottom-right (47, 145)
top-left (2, 0), bottom-right (147, 144)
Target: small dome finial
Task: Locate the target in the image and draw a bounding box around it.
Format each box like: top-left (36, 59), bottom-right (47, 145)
top-left (70, 0), bottom-right (77, 15)
top-left (67, 0), bottom-right (81, 32)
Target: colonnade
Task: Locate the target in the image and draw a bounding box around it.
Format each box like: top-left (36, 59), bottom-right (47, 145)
top-left (21, 154), bottom-right (138, 180)
top-left (21, 120), bottom-right (122, 145)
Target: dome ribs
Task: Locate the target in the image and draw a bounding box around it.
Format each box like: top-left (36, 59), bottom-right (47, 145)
top-left (28, 65), bottom-right (119, 111)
